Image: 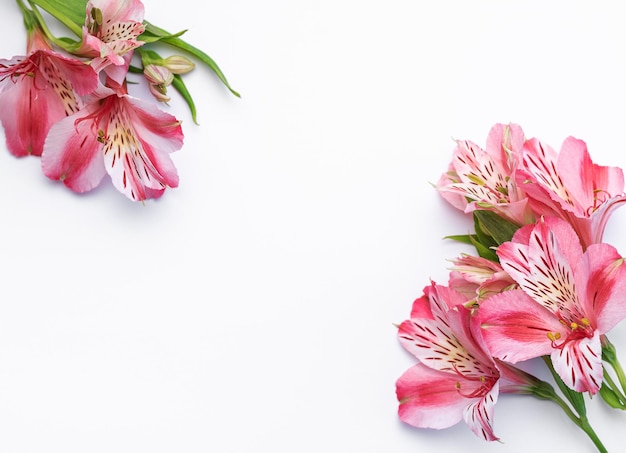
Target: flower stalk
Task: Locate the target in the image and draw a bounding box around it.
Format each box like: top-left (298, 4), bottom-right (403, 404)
top-left (540, 357), bottom-right (607, 452)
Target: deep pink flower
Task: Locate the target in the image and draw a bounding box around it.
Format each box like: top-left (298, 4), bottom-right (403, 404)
top-left (437, 123), bottom-right (534, 226)
top-left (76, 0), bottom-right (145, 83)
top-left (518, 136), bottom-right (626, 248)
top-left (397, 282), bottom-right (535, 441)
top-left (41, 82), bottom-right (183, 201)
top-left (477, 217), bottom-right (626, 394)
top-left (0, 31), bottom-right (98, 157)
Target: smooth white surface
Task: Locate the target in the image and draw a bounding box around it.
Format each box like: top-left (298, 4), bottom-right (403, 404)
top-left (1, 1), bottom-right (626, 452)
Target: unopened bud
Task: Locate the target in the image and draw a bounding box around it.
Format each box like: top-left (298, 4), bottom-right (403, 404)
top-left (162, 55), bottom-right (195, 74)
top-left (143, 64), bottom-right (174, 103)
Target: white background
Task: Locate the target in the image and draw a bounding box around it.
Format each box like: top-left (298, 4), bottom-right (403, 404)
top-left (1, 1), bottom-right (626, 452)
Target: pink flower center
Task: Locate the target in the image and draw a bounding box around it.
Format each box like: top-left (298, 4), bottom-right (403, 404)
top-left (547, 315), bottom-right (594, 349)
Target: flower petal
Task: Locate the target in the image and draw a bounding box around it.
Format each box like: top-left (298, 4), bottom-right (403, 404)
top-left (102, 95), bottom-right (182, 201)
top-left (0, 77), bottom-right (65, 157)
top-left (551, 333), bottom-right (602, 394)
top-left (477, 289), bottom-right (564, 362)
top-left (41, 104), bottom-right (107, 192)
top-left (396, 364), bottom-right (469, 430)
top-left (463, 382), bottom-right (499, 442)
top-left (580, 244), bottom-right (626, 333)
top-left (497, 217), bottom-right (583, 317)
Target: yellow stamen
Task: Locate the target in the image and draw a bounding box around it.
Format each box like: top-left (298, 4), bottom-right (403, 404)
top-left (547, 332), bottom-right (561, 342)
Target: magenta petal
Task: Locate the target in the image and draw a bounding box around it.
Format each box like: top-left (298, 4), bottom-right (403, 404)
top-left (396, 364), bottom-right (469, 430)
top-left (581, 244), bottom-right (626, 333)
top-left (0, 75), bottom-right (66, 157)
top-left (477, 289), bottom-right (563, 362)
top-left (556, 137), bottom-right (596, 211)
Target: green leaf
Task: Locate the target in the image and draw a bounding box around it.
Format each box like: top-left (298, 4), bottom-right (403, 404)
top-left (473, 213), bottom-right (497, 248)
top-left (28, 0), bottom-right (86, 36)
top-left (469, 234), bottom-right (498, 262)
top-left (443, 234), bottom-right (477, 245)
top-left (171, 74), bottom-right (198, 125)
top-left (474, 210), bottom-right (520, 245)
top-left (141, 21), bottom-right (240, 98)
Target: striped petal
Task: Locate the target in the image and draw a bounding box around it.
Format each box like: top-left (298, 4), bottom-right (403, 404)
top-left (102, 95), bottom-right (182, 201)
top-left (551, 333), bottom-right (602, 394)
top-left (463, 382), bottom-right (499, 442)
top-left (477, 289), bottom-right (564, 362)
top-left (497, 217), bottom-right (584, 318)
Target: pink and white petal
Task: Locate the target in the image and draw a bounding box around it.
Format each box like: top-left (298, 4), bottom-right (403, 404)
top-left (41, 106), bottom-right (107, 192)
top-left (581, 244), bottom-right (626, 333)
top-left (125, 96), bottom-right (184, 154)
top-left (446, 305), bottom-right (497, 373)
top-left (396, 364), bottom-right (469, 430)
top-left (103, 96), bottom-right (181, 200)
top-left (91, 0), bottom-right (145, 23)
top-left (522, 138), bottom-right (576, 209)
top-left (587, 195), bottom-right (626, 246)
top-left (477, 289), bottom-right (564, 362)
top-left (551, 333), bottom-right (602, 394)
top-left (397, 317), bottom-right (465, 371)
top-left (498, 218), bottom-right (583, 316)
top-left (436, 165), bottom-right (470, 211)
top-left (485, 123), bottom-right (524, 171)
top-left (463, 382), bottom-right (499, 442)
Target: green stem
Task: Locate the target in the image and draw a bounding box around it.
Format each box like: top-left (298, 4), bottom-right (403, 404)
top-left (539, 356), bottom-right (607, 452)
top-left (27, 0), bottom-right (83, 37)
top-left (25, 0), bottom-right (77, 51)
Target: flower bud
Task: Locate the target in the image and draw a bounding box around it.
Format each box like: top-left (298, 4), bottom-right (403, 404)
top-left (143, 64), bottom-right (174, 103)
top-left (162, 55), bottom-right (195, 74)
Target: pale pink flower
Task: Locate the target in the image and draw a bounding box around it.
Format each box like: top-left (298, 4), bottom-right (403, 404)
top-left (518, 136), bottom-right (626, 248)
top-left (437, 123), bottom-right (534, 226)
top-left (0, 29), bottom-right (98, 157)
top-left (448, 254), bottom-right (516, 302)
top-left (76, 0), bottom-right (145, 83)
top-left (41, 81), bottom-right (183, 201)
top-left (397, 282), bottom-right (535, 441)
top-left (477, 216), bottom-right (626, 394)
top-left (143, 64), bottom-right (174, 103)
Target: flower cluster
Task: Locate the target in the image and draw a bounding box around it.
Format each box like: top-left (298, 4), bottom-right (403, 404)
top-left (0, 0), bottom-right (238, 201)
top-left (396, 123), bottom-right (626, 452)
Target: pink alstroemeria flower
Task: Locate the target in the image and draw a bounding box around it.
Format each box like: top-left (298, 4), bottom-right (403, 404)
top-left (0, 28), bottom-right (98, 157)
top-left (397, 282), bottom-right (535, 441)
top-left (437, 123), bottom-right (534, 226)
top-left (41, 80), bottom-right (183, 201)
top-left (478, 217), bottom-right (626, 394)
top-left (76, 0), bottom-right (145, 83)
top-left (518, 136), bottom-right (626, 248)
top-left (448, 254), bottom-right (516, 303)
